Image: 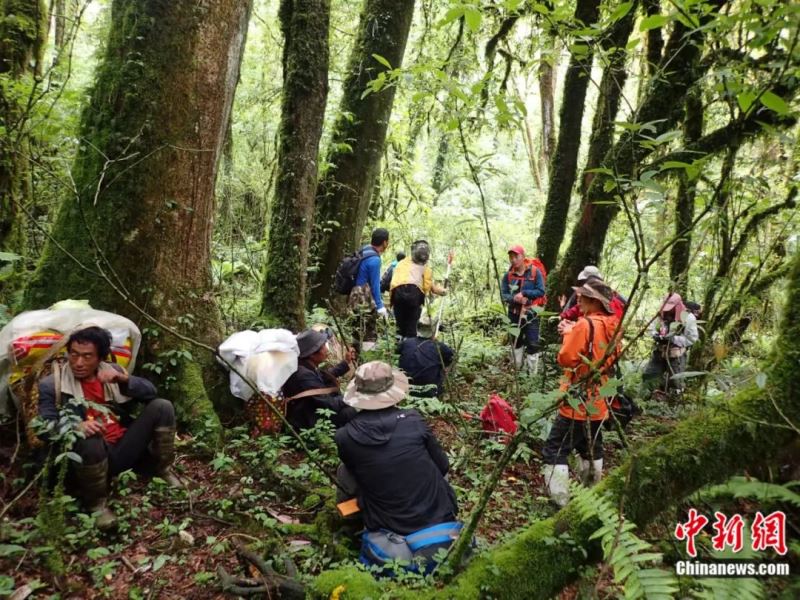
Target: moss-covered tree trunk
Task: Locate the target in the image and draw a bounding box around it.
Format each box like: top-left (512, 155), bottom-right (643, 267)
top-left (309, 232), bottom-right (800, 600)
top-left (23, 0), bottom-right (252, 437)
top-left (260, 0), bottom-right (330, 331)
top-left (549, 2), bottom-right (723, 302)
top-left (307, 0), bottom-right (415, 308)
top-left (0, 0), bottom-right (47, 300)
top-left (534, 0), bottom-right (600, 272)
top-left (669, 87), bottom-right (703, 295)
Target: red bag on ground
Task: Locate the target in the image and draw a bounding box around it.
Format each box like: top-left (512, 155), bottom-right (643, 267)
top-left (480, 394), bottom-right (518, 442)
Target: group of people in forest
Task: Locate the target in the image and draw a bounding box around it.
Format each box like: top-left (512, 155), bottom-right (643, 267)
top-left (33, 227), bottom-right (701, 572)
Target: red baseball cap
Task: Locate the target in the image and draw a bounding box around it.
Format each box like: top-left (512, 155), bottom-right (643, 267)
top-left (507, 244), bottom-right (525, 256)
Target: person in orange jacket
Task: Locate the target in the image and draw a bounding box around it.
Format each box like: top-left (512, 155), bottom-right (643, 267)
top-left (542, 280), bottom-right (621, 507)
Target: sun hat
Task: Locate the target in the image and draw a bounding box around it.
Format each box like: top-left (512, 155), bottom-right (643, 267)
top-left (577, 265), bottom-right (603, 282)
top-left (572, 281), bottom-right (614, 314)
top-left (296, 328), bottom-right (331, 359)
top-left (343, 361), bottom-right (409, 410)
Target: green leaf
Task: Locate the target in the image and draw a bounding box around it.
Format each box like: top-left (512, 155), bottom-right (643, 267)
top-left (759, 91), bottom-right (789, 115)
top-left (639, 14), bottom-right (669, 31)
top-left (0, 544), bottom-right (25, 557)
top-left (371, 53), bottom-right (391, 69)
top-left (464, 7), bottom-right (482, 32)
top-left (661, 161), bottom-right (692, 171)
top-left (609, 1), bottom-right (633, 22)
top-left (737, 91), bottom-right (757, 113)
top-left (152, 554), bottom-right (169, 572)
top-left (0, 251), bottom-right (21, 262)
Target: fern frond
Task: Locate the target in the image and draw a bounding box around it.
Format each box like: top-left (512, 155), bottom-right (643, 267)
top-left (570, 483), bottom-right (679, 600)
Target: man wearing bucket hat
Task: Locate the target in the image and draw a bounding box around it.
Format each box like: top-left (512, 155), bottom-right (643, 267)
top-left (334, 361), bottom-right (461, 570)
top-left (397, 315), bottom-right (454, 398)
top-left (542, 281), bottom-right (621, 507)
top-left (558, 266), bottom-right (627, 334)
top-left (500, 244), bottom-right (546, 372)
top-left (642, 292), bottom-right (698, 397)
top-left (281, 328), bottom-right (357, 432)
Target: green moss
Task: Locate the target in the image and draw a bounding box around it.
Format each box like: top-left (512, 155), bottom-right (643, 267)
top-left (310, 566), bottom-right (384, 599)
top-left (170, 355), bottom-right (222, 445)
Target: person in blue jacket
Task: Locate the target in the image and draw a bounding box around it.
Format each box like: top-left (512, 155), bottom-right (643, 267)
top-left (500, 244), bottom-right (545, 372)
top-left (348, 228), bottom-right (390, 350)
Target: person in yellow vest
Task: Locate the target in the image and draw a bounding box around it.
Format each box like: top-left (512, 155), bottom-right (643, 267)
top-left (389, 240), bottom-right (446, 338)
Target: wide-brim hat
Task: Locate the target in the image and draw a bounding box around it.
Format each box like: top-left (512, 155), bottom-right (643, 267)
top-left (344, 360), bottom-right (409, 410)
top-left (296, 328), bottom-right (331, 359)
top-left (572, 282), bottom-right (614, 314)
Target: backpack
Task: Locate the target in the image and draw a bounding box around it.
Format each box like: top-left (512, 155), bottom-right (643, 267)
top-left (480, 393), bottom-right (518, 442)
top-left (506, 258), bottom-right (548, 307)
top-left (380, 265), bottom-right (394, 293)
top-left (333, 247), bottom-right (378, 295)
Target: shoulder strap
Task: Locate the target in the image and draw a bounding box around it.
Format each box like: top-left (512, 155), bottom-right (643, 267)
top-left (285, 386), bottom-right (340, 402)
top-left (583, 317), bottom-right (595, 358)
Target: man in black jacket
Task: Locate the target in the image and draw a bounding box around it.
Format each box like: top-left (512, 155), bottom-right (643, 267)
top-left (281, 328), bottom-right (357, 432)
top-left (398, 316), bottom-right (454, 398)
top-left (335, 361), bottom-right (458, 537)
top-left (38, 326), bottom-right (178, 530)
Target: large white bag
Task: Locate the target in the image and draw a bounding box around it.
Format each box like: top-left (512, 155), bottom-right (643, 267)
top-left (217, 329), bottom-right (299, 400)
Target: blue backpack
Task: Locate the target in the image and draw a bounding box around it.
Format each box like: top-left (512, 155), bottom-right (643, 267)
top-left (360, 521), bottom-right (465, 576)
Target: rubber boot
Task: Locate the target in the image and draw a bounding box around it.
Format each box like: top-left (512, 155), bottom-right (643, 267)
top-left (150, 427), bottom-right (182, 487)
top-left (577, 458), bottom-right (603, 486)
top-left (542, 464), bottom-right (570, 508)
top-left (525, 352), bottom-right (541, 375)
top-left (512, 347), bottom-right (525, 369)
top-left (74, 459), bottom-right (117, 531)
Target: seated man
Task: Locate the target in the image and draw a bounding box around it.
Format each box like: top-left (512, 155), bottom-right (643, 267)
top-left (38, 326), bottom-right (178, 530)
top-left (335, 361), bottom-right (461, 573)
top-left (281, 328), bottom-right (356, 431)
top-left (397, 316), bottom-right (454, 398)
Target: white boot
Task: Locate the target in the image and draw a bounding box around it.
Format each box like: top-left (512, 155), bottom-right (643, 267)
top-left (542, 464), bottom-right (570, 507)
top-left (512, 347), bottom-right (525, 369)
top-left (578, 458), bottom-right (603, 486)
top-left (525, 352), bottom-right (541, 375)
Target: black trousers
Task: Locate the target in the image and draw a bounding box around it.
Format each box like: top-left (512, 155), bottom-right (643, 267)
top-left (542, 414), bottom-right (603, 465)
top-left (393, 285), bottom-right (425, 338)
top-left (73, 398), bottom-right (175, 476)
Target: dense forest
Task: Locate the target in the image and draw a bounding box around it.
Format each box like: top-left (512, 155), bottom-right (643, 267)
top-left (1, 0), bottom-right (799, 598)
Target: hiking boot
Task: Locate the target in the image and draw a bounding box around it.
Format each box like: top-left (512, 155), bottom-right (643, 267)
top-left (577, 458), bottom-right (603, 487)
top-left (149, 427), bottom-right (182, 487)
top-left (542, 464), bottom-right (570, 508)
top-left (524, 352), bottom-right (541, 375)
top-left (512, 347), bottom-right (525, 369)
top-left (74, 459), bottom-right (117, 531)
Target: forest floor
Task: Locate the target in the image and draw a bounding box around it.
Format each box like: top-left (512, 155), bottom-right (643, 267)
top-left (0, 347), bottom-right (698, 599)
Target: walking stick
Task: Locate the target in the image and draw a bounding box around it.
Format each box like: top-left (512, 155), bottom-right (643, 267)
top-left (434, 249), bottom-right (455, 338)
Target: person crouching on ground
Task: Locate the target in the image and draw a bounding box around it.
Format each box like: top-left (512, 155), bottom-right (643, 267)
top-left (281, 328), bottom-right (357, 432)
top-left (542, 282), bottom-right (621, 507)
top-left (38, 326), bottom-right (179, 530)
top-left (334, 361), bottom-right (461, 572)
top-left (398, 315), bottom-right (454, 398)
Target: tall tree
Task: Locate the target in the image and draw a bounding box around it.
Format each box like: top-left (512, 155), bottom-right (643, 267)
top-left (260, 0), bottom-right (330, 331)
top-left (534, 0), bottom-right (601, 271)
top-left (549, 1), bottom-right (726, 302)
top-left (308, 0), bottom-right (415, 308)
top-left (24, 0), bottom-right (252, 436)
top-left (669, 86), bottom-right (703, 295)
top-left (0, 0), bottom-right (47, 298)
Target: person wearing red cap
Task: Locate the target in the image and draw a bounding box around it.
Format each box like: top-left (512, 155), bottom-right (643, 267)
top-left (642, 292), bottom-right (699, 397)
top-left (500, 244), bottom-right (545, 371)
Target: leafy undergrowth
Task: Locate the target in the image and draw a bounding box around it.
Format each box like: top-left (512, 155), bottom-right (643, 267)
top-left (0, 351), bottom-right (684, 599)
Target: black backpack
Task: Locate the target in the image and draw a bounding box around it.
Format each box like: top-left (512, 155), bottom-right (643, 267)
top-left (333, 247), bottom-right (377, 295)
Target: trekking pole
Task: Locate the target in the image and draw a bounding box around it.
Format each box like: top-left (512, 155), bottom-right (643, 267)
top-left (434, 249), bottom-right (455, 338)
